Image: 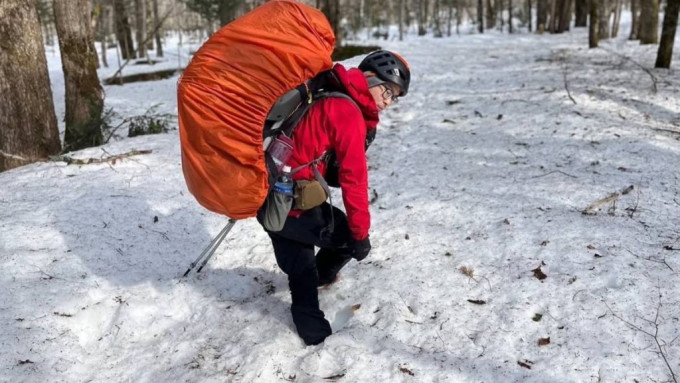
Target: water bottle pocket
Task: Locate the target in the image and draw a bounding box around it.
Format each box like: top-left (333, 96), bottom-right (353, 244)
top-left (262, 190), bottom-right (293, 232)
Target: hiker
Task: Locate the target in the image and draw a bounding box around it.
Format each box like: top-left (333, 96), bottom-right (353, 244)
top-left (258, 50), bottom-right (411, 345)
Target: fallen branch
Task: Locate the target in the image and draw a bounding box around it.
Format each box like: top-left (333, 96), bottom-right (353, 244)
top-left (109, 7), bottom-right (176, 83)
top-left (0, 150), bottom-right (30, 162)
top-left (563, 71), bottom-right (577, 105)
top-left (624, 248), bottom-right (674, 272)
top-left (604, 291), bottom-right (677, 383)
top-left (582, 185), bottom-right (634, 215)
top-left (50, 150), bottom-right (152, 165)
top-left (529, 170), bottom-right (578, 179)
top-left (599, 47), bottom-right (658, 93)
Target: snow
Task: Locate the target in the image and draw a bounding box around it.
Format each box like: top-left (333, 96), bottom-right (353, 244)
top-left (2, 21), bottom-right (680, 382)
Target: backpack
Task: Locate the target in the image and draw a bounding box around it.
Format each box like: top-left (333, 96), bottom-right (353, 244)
top-left (178, 0), bottom-right (335, 219)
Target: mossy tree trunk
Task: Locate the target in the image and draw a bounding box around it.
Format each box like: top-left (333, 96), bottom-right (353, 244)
top-left (0, 0), bottom-right (61, 171)
top-left (53, 0), bottom-right (104, 152)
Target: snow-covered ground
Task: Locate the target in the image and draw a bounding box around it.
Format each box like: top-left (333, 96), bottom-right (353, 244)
top-left (2, 22), bottom-right (680, 382)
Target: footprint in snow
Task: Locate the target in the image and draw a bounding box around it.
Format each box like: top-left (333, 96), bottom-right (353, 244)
top-left (330, 304), bottom-right (361, 332)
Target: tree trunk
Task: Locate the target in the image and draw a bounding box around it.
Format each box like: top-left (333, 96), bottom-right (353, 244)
top-left (527, 0), bottom-right (533, 31)
top-left (655, 0), bottom-right (680, 68)
top-left (499, 0), bottom-right (504, 30)
top-left (0, 0), bottom-right (61, 171)
top-left (509, 0), bottom-right (513, 32)
top-left (611, 0), bottom-right (622, 37)
top-left (549, 0), bottom-right (558, 32)
top-left (537, 0), bottom-right (548, 32)
top-left (135, 0), bottom-right (146, 59)
top-left (53, 0), bottom-right (104, 152)
top-left (638, 0), bottom-right (659, 44)
top-left (589, 0), bottom-right (599, 47)
top-left (417, 0), bottom-right (428, 35)
top-left (399, 0), bottom-right (404, 40)
top-left (486, 0), bottom-right (496, 28)
top-left (575, 0), bottom-right (588, 26)
top-left (152, 0), bottom-right (162, 57)
top-left (598, 0), bottom-right (610, 38)
top-left (96, 0), bottom-right (111, 68)
top-left (558, 0), bottom-right (572, 32)
top-left (114, 0), bottom-right (135, 59)
top-left (478, 0), bottom-right (484, 32)
top-left (629, 0), bottom-right (639, 39)
top-left (446, 0), bottom-right (453, 36)
top-left (434, 0), bottom-right (443, 36)
top-left (321, 0), bottom-right (342, 45)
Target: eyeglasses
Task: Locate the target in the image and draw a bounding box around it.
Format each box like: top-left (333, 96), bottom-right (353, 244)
top-left (380, 85), bottom-right (399, 103)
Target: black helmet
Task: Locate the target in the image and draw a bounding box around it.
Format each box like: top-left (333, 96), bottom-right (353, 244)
top-left (359, 50), bottom-right (410, 96)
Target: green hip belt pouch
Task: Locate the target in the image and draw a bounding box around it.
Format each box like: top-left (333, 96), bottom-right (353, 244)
top-left (294, 180), bottom-right (328, 210)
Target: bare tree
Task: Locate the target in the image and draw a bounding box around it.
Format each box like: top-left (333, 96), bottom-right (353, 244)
top-left (418, 0), bottom-right (429, 35)
top-left (536, 0), bottom-right (548, 32)
top-left (575, 0), bottom-right (588, 26)
top-left (639, 0), bottom-right (659, 44)
top-left (629, 0), bottom-right (640, 39)
top-left (135, 0), bottom-right (147, 59)
top-left (655, 0), bottom-right (680, 68)
top-left (114, 0), bottom-right (135, 59)
top-left (590, 0), bottom-right (599, 47)
top-left (53, 0), bottom-right (104, 151)
top-left (526, 0), bottom-right (533, 31)
top-left (598, 0), bottom-right (610, 38)
top-left (152, 0), bottom-right (163, 57)
top-left (0, 0), bottom-right (60, 171)
top-left (508, 0), bottom-right (513, 32)
top-left (611, 0), bottom-right (623, 37)
top-left (320, 0), bottom-right (342, 45)
top-left (486, 0), bottom-right (496, 28)
top-left (477, 0), bottom-right (484, 32)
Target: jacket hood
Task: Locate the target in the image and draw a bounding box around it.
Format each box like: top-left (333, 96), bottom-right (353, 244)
top-left (331, 64), bottom-right (380, 130)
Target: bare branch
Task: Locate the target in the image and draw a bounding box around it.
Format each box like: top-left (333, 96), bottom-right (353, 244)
top-left (50, 150), bottom-right (152, 166)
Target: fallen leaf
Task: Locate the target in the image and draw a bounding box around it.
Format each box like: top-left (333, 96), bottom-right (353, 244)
top-left (323, 373), bottom-right (345, 381)
top-left (538, 337), bottom-right (551, 346)
top-left (18, 359), bottom-right (34, 365)
top-left (532, 313), bottom-right (543, 322)
top-left (502, 218), bottom-right (511, 225)
top-left (405, 234), bottom-right (410, 240)
top-left (467, 299), bottom-right (486, 305)
top-left (532, 266), bottom-right (547, 280)
top-left (517, 361), bottom-right (532, 369)
top-left (398, 365), bottom-right (415, 376)
top-left (540, 240), bottom-right (549, 246)
top-left (351, 304), bottom-right (361, 311)
top-left (594, 253), bottom-right (602, 258)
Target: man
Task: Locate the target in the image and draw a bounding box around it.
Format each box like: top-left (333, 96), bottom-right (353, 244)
top-left (260, 50), bottom-right (411, 345)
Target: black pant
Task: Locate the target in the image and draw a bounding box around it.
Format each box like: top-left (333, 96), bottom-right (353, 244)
top-left (258, 202), bottom-right (354, 345)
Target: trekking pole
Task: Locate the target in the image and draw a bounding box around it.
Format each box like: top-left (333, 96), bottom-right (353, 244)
top-left (182, 219), bottom-right (237, 277)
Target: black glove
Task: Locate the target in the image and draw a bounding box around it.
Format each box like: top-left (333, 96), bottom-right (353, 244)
top-left (351, 237), bottom-right (371, 261)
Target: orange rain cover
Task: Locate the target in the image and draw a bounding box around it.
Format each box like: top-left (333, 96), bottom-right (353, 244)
top-left (178, 0), bottom-right (335, 219)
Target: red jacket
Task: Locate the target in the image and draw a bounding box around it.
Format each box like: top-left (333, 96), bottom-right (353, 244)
top-left (287, 64), bottom-right (379, 240)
